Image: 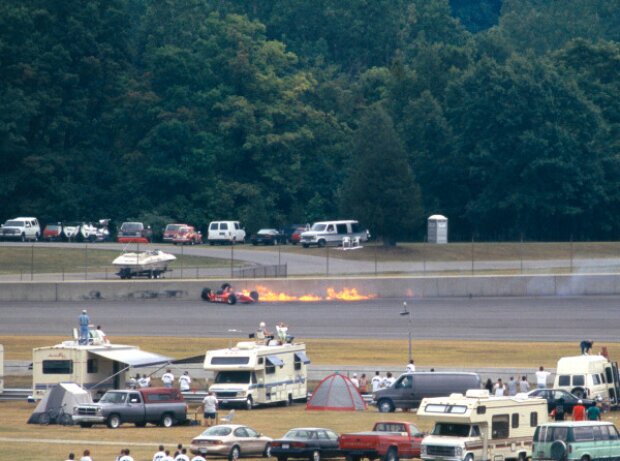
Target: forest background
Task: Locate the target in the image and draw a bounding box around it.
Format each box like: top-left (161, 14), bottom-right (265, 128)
top-left (2, 0), bottom-right (620, 244)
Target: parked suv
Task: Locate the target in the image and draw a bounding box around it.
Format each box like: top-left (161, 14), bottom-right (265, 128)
top-left (207, 221), bottom-right (246, 244)
top-left (0, 217), bottom-right (41, 241)
top-left (533, 422), bottom-right (620, 461)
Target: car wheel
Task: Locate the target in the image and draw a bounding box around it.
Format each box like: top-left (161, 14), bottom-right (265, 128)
top-left (201, 288), bottom-right (212, 301)
top-left (250, 291), bottom-right (259, 302)
top-left (302, 243), bottom-right (309, 248)
top-left (383, 447), bottom-right (398, 461)
top-left (317, 239), bottom-right (325, 248)
top-left (551, 441), bottom-right (567, 461)
top-left (464, 455), bottom-right (473, 461)
top-left (571, 387), bottom-right (586, 399)
top-left (107, 413), bottom-right (121, 429)
top-left (229, 446), bottom-right (241, 461)
top-left (378, 399), bottom-right (395, 413)
top-left (310, 450), bottom-right (321, 461)
top-left (20, 233), bottom-right (26, 242)
top-left (246, 396), bottom-right (253, 410)
top-left (227, 294), bottom-right (237, 305)
top-left (160, 413), bottom-right (174, 428)
top-left (60, 413), bottom-right (74, 426)
top-left (263, 443), bottom-right (272, 458)
top-left (35, 232), bottom-right (40, 242)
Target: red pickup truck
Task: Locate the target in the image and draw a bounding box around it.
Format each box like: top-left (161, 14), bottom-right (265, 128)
top-left (339, 421), bottom-right (425, 461)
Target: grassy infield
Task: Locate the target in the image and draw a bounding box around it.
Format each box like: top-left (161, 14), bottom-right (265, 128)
top-left (2, 244), bottom-right (620, 459)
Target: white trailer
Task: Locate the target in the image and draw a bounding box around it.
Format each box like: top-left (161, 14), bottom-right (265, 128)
top-left (204, 340), bottom-right (310, 409)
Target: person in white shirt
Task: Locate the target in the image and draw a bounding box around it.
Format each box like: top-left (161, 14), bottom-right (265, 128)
top-left (179, 371), bottom-right (192, 392)
top-left (174, 448), bottom-right (190, 461)
top-left (153, 445), bottom-right (167, 461)
top-left (65, 453), bottom-right (75, 461)
top-left (493, 378), bottom-right (506, 396)
top-left (202, 391), bottom-right (218, 427)
top-left (406, 359), bottom-right (415, 373)
top-left (371, 371), bottom-right (383, 392)
top-left (118, 448), bottom-right (135, 461)
top-left (138, 374), bottom-right (150, 388)
top-left (80, 449), bottom-right (93, 461)
top-left (350, 373), bottom-right (359, 388)
top-left (536, 366), bottom-right (550, 389)
top-left (519, 375), bottom-right (530, 393)
top-left (162, 450), bottom-right (174, 461)
top-left (191, 456), bottom-right (207, 461)
top-left (383, 372), bottom-right (395, 388)
top-left (161, 370), bottom-right (175, 388)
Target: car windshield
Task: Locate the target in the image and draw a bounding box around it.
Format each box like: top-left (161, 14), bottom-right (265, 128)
top-left (258, 229), bottom-right (276, 235)
top-left (120, 222), bottom-right (143, 231)
top-left (99, 392), bottom-right (127, 404)
top-left (311, 224), bottom-right (326, 231)
top-left (4, 220), bottom-right (24, 227)
top-left (283, 429), bottom-right (315, 439)
top-left (45, 225), bottom-right (59, 231)
top-left (201, 426), bottom-right (232, 437)
top-left (432, 423), bottom-right (472, 437)
top-left (165, 224), bottom-right (182, 231)
top-left (214, 371), bottom-right (252, 384)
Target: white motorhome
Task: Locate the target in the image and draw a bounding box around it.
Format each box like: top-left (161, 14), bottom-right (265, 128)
top-left (32, 328), bottom-right (171, 400)
top-left (554, 355), bottom-right (620, 405)
top-left (300, 220), bottom-right (368, 248)
top-left (419, 389), bottom-right (548, 461)
top-left (204, 340), bottom-right (310, 409)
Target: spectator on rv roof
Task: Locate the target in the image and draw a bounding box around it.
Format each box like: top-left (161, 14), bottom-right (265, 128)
top-left (536, 366), bottom-right (550, 389)
top-left (153, 445), bottom-right (166, 461)
top-left (256, 321), bottom-right (272, 342)
top-left (580, 340), bottom-right (593, 355)
top-left (507, 376), bottom-right (517, 396)
top-left (493, 378), bottom-right (506, 396)
top-left (162, 369), bottom-right (175, 388)
top-left (96, 325), bottom-right (109, 344)
top-left (79, 309), bottom-right (89, 345)
top-left (179, 371), bottom-right (192, 392)
top-left (358, 373), bottom-right (369, 393)
top-left (371, 371), bottom-right (382, 392)
top-left (519, 376), bottom-right (530, 393)
top-left (350, 373), bottom-right (359, 388)
top-left (406, 359), bottom-right (415, 373)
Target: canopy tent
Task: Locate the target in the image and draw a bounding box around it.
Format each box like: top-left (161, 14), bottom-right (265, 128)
top-left (89, 348), bottom-right (171, 367)
top-left (306, 373), bottom-right (366, 411)
top-left (28, 382), bottom-right (92, 424)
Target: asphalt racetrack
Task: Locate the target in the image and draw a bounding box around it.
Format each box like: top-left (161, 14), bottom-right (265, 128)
top-left (1, 295), bottom-right (619, 342)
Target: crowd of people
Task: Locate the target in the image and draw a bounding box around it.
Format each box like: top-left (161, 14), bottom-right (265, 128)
top-left (64, 444), bottom-right (209, 461)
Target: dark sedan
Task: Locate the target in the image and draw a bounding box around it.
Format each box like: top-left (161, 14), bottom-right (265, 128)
top-left (525, 388), bottom-right (596, 414)
top-left (250, 229), bottom-right (286, 245)
top-left (271, 427), bottom-right (341, 461)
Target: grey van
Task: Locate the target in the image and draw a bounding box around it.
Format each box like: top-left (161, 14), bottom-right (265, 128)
top-left (372, 372), bottom-right (481, 412)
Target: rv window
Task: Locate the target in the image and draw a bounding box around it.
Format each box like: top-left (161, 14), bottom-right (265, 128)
top-left (530, 412), bottom-right (538, 427)
top-left (558, 375), bottom-right (570, 386)
top-left (573, 375), bottom-right (585, 386)
top-left (491, 415), bottom-right (509, 439)
top-left (87, 358), bottom-right (98, 373)
top-left (573, 427), bottom-right (594, 441)
top-left (593, 374), bottom-right (602, 385)
top-left (294, 355), bottom-right (301, 371)
top-left (42, 360), bottom-right (73, 374)
top-left (477, 406), bottom-right (486, 414)
top-left (471, 425), bottom-right (481, 437)
top-left (512, 413), bottom-right (519, 428)
top-left (211, 357), bottom-right (250, 365)
top-left (265, 360), bottom-right (276, 375)
top-left (336, 224), bottom-right (347, 234)
top-left (425, 404), bottom-right (467, 414)
top-left (215, 371), bottom-right (252, 384)
top-left (258, 358), bottom-right (263, 364)
top-left (606, 367), bottom-right (614, 384)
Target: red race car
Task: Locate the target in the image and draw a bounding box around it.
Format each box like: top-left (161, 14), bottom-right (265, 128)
top-left (201, 283), bottom-right (259, 305)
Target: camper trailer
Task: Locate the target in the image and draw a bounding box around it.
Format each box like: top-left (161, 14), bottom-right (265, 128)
top-left (419, 389), bottom-right (548, 461)
top-left (204, 341), bottom-right (310, 409)
top-left (32, 328), bottom-right (171, 400)
top-left (554, 355), bottom-right (620, 405)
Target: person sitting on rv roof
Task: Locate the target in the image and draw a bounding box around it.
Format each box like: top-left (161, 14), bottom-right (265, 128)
top-left (95, 325), bottom-right (109, 344)
top-left (580, 340), bottom-right (594, 355)
top-left (276, 321), bottom-right (288, 343)
top-left (256, 321), bottom-right (272, 343)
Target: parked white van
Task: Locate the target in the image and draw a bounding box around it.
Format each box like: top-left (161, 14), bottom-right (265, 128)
top-left (300, 220), bottom-right (368, 248)
top-left (207, 221), bottom-right (246, 244)
top-left (554, 355), bottom-right (620, 405)
top-left (419, 389), bottom-right (548, 461)
top-left (204, 340), bottom-right (310, 409)
top-left (0, 217), bottom-right (40, 241)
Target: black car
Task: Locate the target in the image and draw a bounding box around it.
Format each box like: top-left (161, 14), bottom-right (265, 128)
top-left (526, 388), bottom-right (596, 414)
top-left (271, 427), bottom-right (341, 461)
top-left (250, 228), bottom-right (286, 245)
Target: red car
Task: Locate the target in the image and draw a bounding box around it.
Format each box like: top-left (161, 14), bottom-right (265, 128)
top-left (172, 225), bottom-right (202, 245)
top-left (201, 283), bottom-right (259, 305)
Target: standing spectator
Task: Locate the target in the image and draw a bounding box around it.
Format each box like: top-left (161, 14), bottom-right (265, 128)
top-left (163, 451), bottom-right (173, 461)
top-left (587, 401), bottom-right (602, 421)
top-left (138, 374), bottom-right (150, 388)
top-left (65, 453), bottom-right (75, 461)
top-left (79, 309), bottom-right (90, 345)
top-left (350, 373), bottom-right (360, 388)
top-left (80, 449), bottom-right (93, 461)
top-left (580, 340), bottom-right (594, 355)
top-left (358, 374), bottom-right (369, 393)
top-left (384, 372), bottom-right (396, 388)
top-left (162, 370), bottom-right (175, 388)
top-left (174, 448), bottom-right (190, 461)
top-left (406, 359), bottom-right (415, 373)
top-left (493, 378), bottom-right (506, 396)
top-left (536, 366), bottom-right (550, 389)
top-left (179, 371), bottom-right (192, 392)
top-left (191, 455), bottom-right (207, 461)
top-left (153, 445), bottom-right (167, 461)
top-left (484, 378), bottom-right (494, 394)
top-left (507, 377), bottom-right (517, 396)
top-left (572, 400), bottom-right (586, 421)
top-left (551, 399), bottom-right (565, 421)
top-left (519, 376), bottom-right (530, 393)
top-left (174, 444), bottom-right (183, 458)
top-left (371, 371), bottom-right (383, 392)
top-left (202, 391), bottom-right (218, 427)
top-left (118, 449), bottom-right (135, 461)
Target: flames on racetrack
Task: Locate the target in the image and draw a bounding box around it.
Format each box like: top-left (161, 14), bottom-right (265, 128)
top-left (243, 285), bottom-right (376, 302)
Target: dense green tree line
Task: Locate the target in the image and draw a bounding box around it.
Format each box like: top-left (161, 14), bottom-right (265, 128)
top-left (2, 0), bottom-right (620, 243)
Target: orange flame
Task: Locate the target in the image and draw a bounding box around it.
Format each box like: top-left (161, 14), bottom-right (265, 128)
top-left (252, 285), bottom-right (375, 302)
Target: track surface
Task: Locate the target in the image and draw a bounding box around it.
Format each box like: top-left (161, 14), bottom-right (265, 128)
top-left (1, 295), bottom-right (619, 341)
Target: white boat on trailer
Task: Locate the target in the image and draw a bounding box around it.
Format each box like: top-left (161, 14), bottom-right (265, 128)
top-left (113, 249), bottom-right (176, 279)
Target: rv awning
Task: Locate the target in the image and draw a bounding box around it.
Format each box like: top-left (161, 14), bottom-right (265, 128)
top-left (295, 351), bottom-right (311, 364)
top-left (89, 349), bottom-right (172, 368)
top-left (266, 356), bottom-right (284, 366)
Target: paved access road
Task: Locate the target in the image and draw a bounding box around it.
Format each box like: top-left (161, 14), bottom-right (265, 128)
top-left (1, 295), bottom-right (618, 341)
